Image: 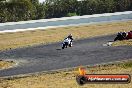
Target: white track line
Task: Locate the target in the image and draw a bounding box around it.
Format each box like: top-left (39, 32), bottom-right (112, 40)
top-left (0, 11), bottom-right (132, 33)
top-left (0, 11), bottom-right (132, 26)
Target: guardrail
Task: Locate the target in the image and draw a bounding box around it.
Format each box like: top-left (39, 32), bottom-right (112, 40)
top-left (0, 11), bottom-right (132, 33)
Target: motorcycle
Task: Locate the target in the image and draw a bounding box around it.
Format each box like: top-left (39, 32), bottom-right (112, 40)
top-left (62, 38), bottom-right (72, 49)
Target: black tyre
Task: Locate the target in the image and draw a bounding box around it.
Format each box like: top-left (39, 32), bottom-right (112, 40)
top-left (76, 76), bottom-right (87, 85)
top-left (69, 44), bottom-right (72, 47)
top-left (62, 47), bottom-right (64, 49)
top-left (62, 44), bottom-right (65, 49)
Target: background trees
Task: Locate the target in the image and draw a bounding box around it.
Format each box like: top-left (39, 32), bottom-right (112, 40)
top-left (0, 0), bottom-right (132, 23)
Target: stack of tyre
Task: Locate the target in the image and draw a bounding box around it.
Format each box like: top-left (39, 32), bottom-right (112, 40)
top-left (126, 31), bottom-right (132, 39)
top-left (114, 31), bottom-right (132, 41)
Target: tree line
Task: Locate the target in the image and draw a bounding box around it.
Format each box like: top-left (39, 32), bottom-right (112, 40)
top-left (0, 0), bottom-right (132, 23)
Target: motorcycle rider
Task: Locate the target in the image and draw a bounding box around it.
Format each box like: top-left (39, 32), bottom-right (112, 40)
top-left (114, 31), bottom-right (127, 41)
top-left (62, 38), bottom-right (69, 48)
top-left (67, 34), bottom-right (73, 40)
top-left (62, 34), bottom-right (74, 49)
top-left (66, 34), bottom-right (73, 46)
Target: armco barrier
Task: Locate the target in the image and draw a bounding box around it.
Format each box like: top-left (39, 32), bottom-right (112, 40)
top-left (0, 11), bottom-right (132, 33)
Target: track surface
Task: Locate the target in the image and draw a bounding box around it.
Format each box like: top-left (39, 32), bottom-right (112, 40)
top-left (0, 14), bottom-right (132, 32)
top-left (0, 35), bottom-right (132, 77)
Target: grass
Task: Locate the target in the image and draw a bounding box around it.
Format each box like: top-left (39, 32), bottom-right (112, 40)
top-left (0, 20), bottom-right (132, 51)
top-left (0, 60), bottom-right (132, 88)
top-left (120, 60), bottom-right (132, 68)
top-left (0, 60), bottom-right (14, 70)
top-left (112, 39), bottom-right (132, 46)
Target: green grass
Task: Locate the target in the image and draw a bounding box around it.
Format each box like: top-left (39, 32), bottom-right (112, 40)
top-left (120, 61), bottom-right (132, 68)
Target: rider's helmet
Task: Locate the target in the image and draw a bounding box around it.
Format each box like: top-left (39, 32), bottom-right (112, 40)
top-left (69, 34), bottom-right (72, 37)
top-left (67, 34), bottom-right (73, 42)
top-left (67, 34), bottom-right (72, 38)
top-left (117, 32), bottom-right (121, 35)
top-left (122, 31), bottom-right (126, 37)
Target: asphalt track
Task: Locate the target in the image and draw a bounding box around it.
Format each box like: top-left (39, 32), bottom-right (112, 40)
top-left (0, 35), bottom-right (132, 77)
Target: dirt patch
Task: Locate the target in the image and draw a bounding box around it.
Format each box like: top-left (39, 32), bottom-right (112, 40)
top-left (0, 60), bottom-right (15, 70)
